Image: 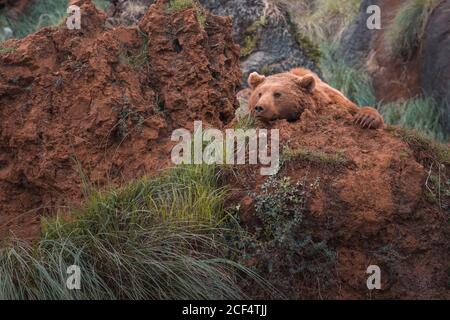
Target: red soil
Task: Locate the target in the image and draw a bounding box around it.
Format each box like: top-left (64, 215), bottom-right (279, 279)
top-left (229, 104), bottom-right (449, 299)
top-left (0, 0), bottom-right (240, 240)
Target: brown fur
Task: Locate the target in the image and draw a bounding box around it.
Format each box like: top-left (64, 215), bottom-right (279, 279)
top-left (248, 68), bottom-right (384, 129)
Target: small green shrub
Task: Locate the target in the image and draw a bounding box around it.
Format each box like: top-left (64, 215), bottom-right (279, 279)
top-left (240, 34), bottom-right (259, 58)
top-left (240, 17), bottom-right (267, 58)
top-left (320, 42), bottom-right (376, 106)
top-left (0, 46), bottom-right (16, 55)
top-left (226, 174), bottom-right (337, 298)
top-left (119, 29), bottom-right (149, 71)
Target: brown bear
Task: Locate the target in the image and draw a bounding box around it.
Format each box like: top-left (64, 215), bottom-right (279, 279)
top-left (247, 68), bottom-right (384, 129)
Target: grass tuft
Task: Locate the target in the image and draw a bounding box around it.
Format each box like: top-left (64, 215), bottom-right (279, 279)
top-left (385, 0), bottom-right (437, 61)
top-left (382, 96), bottom-right (448, 142)
top-left (320, 42), bottom-right (376, 106)
top-left (166, 0), bottom-right (195, 14)
top-left (0, 164), bottom-right (266, 299)
top-left (283, 147), bottom-right (352, 169)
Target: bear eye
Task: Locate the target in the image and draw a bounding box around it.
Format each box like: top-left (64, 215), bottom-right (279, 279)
top-left (258, 92), bottom-right (262, 98)
top-left (274, 92), bottom-right (282, 98)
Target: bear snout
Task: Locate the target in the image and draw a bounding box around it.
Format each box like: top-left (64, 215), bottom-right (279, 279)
top-left (254, 105), bottom-right (265, 113)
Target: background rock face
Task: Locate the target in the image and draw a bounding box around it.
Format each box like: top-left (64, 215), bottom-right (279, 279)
top-left (340, 0), bottom-right (450, 132)
top-left (0, 0), bottom-right (241, 239)
top-left (340, 0), bottom-right (380, 63)
top-left (421, 0), bottom-right (450, 131)
top-left (0, 0), bottom-right (29, 11)
top-left (106, 0), bottom-right (321, 85)
top-left (199, 0), bottom-right (321, 83)
top-left (340, 0), bottom-right (421, 103)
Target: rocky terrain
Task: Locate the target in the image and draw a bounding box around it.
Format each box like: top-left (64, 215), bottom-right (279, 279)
top-left (0, 0), bottom-right (240, 239)
top-left (106, 0), bottom-right (320, 84)
top-left (0, 0), bottom-right (448, 299)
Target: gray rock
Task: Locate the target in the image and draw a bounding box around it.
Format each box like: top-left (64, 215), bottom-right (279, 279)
top-left (199, 0), bottom-right (321, 84)
top-left (421, 0), bottom-right (450, 132)
top-left (340, 0), bottom-right (380, 63)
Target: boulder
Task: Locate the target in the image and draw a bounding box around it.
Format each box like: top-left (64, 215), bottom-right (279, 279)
top-left (420, 0), bottom-right (450, 132)
top-left (199, 0), bottom-right (321, 84)
top-left (340, 0), bottom-right (380, 63)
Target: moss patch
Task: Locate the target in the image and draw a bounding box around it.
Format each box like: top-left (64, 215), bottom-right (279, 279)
top-left (166, 0), bottom-right (195, 13)
top-left (295, 32), bottom-right (322, 64)
top-left (282, 147), bottom-right (353, 169)
top-left (0, 46), bottom-right (16, 55)
top-left (240, 16), bottom-right (267, 58)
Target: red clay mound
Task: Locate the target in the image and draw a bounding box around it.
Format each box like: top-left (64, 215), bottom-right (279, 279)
top-left (229, 104), bottom-right (449, 299)
top-left (0, 0), bottom-right (240, 240)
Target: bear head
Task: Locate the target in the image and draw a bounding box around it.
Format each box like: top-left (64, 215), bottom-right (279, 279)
top-left (247, 71), bottom-right (317, 122)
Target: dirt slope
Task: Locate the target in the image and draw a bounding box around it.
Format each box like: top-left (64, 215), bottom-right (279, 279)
top-left (0, 0), bottom-right (240, 240)
top-left (229, 103), bottom-right (449, 299)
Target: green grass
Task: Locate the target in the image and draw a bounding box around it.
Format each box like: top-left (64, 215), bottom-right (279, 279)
top-left (282, 147), bottom-right (352, 169)
top-left (385, 0), bottom-right (437, 61)
top-left (0, 46), bottom-right (16, 55)
top-left (166, 0), bottom-right (195, 13)
top-left (275, 0), bottom-right (360, 44)
top-left (0, 164), bottom-right (265, 299)
top-left (0, 0), bottom-right (110, 39)
top-left (319, 42), bottom-right (376, 106)
top-left (382, 96), bottom-right (448, 142)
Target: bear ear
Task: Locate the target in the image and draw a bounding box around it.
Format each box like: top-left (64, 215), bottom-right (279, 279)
top-left (248, 72), bottom-right (266, 89)
top-left (296, 75), bottom-right (316, 92)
